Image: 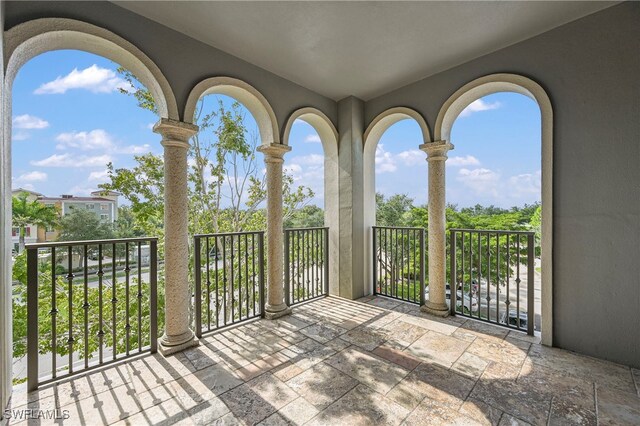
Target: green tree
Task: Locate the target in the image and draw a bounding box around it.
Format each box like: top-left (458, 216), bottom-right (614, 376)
top-left (58, 208), bottom-right (114, 242)
top-left (376, 193), bottom-right (414, 226)
top-left (285, 205), bottom-right (325, 229)
top-left (11, 192), bottom-right (58, 253)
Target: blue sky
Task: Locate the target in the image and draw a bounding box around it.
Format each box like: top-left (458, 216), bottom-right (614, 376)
top-left (12, 50), bottom-right (540, 209)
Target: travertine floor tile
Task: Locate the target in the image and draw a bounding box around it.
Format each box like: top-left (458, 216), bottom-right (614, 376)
top-left (12, 296), bottom-right (640, 426)
top-left (459, 398), bottom-right (504, 426)
top-left (403, 397), bottom-right (482, 426)
top-left (286, 362), bottom-right (358, 409)
top-left (470, 379), bottom-right (551, 426)
top-left (596, 386), bottom-right (640, 426)
top-left (306, 384), bottom-right (409, 426)
top-left (403, 362), bottom-right (475, 409)
top-left (324, 347), bottom-right (409, 394)
top-left (405, 331), bottom-right (470, 368)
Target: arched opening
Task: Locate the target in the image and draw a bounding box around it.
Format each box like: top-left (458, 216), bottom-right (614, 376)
top-left (435, 73), bottom-right (553, 345)
top-left (282, 108), bottom-right (339, 295)
top-left (363, 107), bottom-right (431, 295)
top-left (184, 77), bottom-right (278, 144)
top-left (4, 19), bottom-right (175, 389)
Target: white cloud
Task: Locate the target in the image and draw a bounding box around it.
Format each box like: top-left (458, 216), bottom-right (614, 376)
top-left (457, 167), bottom-right (501, 197)
top-left (56, 129), bottom-right (114, 151)
top-left (458, 99), bottom-right (502, 118)
top-left (117, 144), bottom-right (152, 155)
top-left (67, 185), bottom-right (97, 197)
top-left (304, 134), bottom-right (321, 143)
top-left (15, 171), bottom-right (48, 182)
top-left (375, 144), bottom-right (397, 173)
top-left (55, 129), bottom-right (152, 155)
top-left (88, 170), bottom-right (110, 182)
top-left (147, 123), bottom-right (155, 130)
top-left (12, 131), bottom-right (31, 141)
top-left (447, 155), bottom-right (481, 167)
top-left (507, 170), bottom-right (541, 198)
top-left (291, 154), bottom-right (324, 166)
top-left (34, 65), bottom-right (132, 95)
top-left (13, 114), bottom-right (49, 129)
top-left (396, 149), bottom-right (424, 167)
top-left (31, 153), bottom-right (112, 168)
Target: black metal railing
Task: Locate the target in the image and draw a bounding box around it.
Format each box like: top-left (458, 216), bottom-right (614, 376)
top-left (284, 227), bottom-right (329, 306)
top-left (449, 229), bottom-right (535, 335)
top-left (194, 231), bottom-right (265, 337)
top-left (26, 237), bottom-right (158, 391)
top-left (373, 226), bottom-right (426, 305)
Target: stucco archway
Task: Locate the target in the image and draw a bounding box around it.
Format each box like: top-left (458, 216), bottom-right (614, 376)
top-left (283, 107), bottom-right (340, 295)
top-left (184, 77), bottom-right (279, 145)
top-left (435, 73), bottom-right (553, 346)
top-left (0, 17), bottom-right (180, 404)
top-left (362, 107), bottom-right (432, 294)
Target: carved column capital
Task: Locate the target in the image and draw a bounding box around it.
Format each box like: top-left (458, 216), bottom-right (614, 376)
top-left (153, 118), bottom-right (199, 149)
top-left (419, 140), bottom-right (454, 162)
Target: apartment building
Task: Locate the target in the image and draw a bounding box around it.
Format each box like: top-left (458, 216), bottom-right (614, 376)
top-left (11, 189), bottom-right (119, 249)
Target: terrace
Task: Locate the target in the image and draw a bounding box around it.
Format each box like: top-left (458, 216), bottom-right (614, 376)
top-left (1, 2), bottom-right (639, 425)
top-left (8, 296), bottom-right (639, 425)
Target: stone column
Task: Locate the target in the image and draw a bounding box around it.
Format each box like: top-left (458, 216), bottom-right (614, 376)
top-left (420, 140), bottom-right (454, 317)
top-left (257, 143), bottom-right (292, 319)
top-left (153, 118), bottom-right (199, 355)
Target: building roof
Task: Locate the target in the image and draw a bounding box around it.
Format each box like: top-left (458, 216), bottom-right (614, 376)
top-left (37, 196), bottom-right (116, 203)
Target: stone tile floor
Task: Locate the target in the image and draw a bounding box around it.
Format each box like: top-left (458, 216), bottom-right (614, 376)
top-left (5, 296), bottom-right (640, 426)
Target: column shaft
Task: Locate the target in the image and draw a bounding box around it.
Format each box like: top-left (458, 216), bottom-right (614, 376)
top-left (154, 119), bottom-right (199, 355)
top-left (420, 141), bottom-right (453, 317)
top-left (258, 143), bottom-right (292, 319)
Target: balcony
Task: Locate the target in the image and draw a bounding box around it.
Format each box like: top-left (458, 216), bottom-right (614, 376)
top-left (1, 2), bottom-right (640, 425)
top-left (7, 296), bottom-right (639, 425)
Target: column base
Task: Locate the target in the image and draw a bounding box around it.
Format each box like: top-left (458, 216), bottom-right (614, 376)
top-left (421, 301), bottom-right (450, 318)
top-left (264, 303), bottom-right (292, 320)
top-left (158, 330), bottom-right (199, 356)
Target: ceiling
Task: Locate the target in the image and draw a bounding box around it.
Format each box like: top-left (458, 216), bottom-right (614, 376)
top-left (114, 1), bottom-right (615, 101)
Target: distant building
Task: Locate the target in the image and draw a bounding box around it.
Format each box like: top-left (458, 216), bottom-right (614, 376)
top-left (11, 189), bottom-right (120, 249)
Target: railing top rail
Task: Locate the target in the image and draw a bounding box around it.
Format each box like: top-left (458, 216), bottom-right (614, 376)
top-left (195, 230), bottom-right (265, 238)
top-left (373, 225), bottom-right (425, 231)
top-left (449, 228), bottom-right (535, 235)
top-left (284, 227), bottom-right (329, 232)
top-left (25, 237), bottom-right (158, 249)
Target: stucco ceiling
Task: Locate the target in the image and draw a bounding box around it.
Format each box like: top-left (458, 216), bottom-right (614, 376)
top-left (114, 1), bottom-right (615, 101)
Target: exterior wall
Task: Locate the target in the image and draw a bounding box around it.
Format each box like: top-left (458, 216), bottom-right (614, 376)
top-left (0, 0), bottom-right (11, 415)
top-left (60, 200), bottom-right (116, 223)
top-left (365, 3), bottom-right (640, 368)
top-left (3, 1), bottom-right (337, 128)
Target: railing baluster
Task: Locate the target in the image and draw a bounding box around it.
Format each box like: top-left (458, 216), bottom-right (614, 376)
top-left (98, 244), bottom-right (104, 364)
top-left (448, 231), bottom-right (454, 315)
top-left (205, 237), bottom-right (211, 332)
top-left (285, 230), bottom-right (290, 306)
top-left (51, 246), bottom-right (57, 378)
top-left (215, 236), bottom-right (220, 329)
top-left (516, 235), bottom-right (521, 329)
top-left (245, 233), bottom-right (250, 318)
top-left (83, 245), bottom-right (89, 369)
top-left (496, 234), bottom-right (500, 323)
top-left (527, 234), bottom-right (535, 336)
top-left (112, 242), bottom-right (117, 361)
top-left (67, 245), bottom-right (74, 374)
top-left (324, 228), bottom-right (330, 295)
top-left (149, 239), bottom-right (158, 353)
top-left (137, 242), bottom-right (142, 352)
top-left (125, 242), bottom-right (131, 356)
top-left (259, 232), bottom-right (266, 317)
top-left (194, 236), bottom-right (202, 338)
top-left (27, 247), bottom-right (39, 391)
